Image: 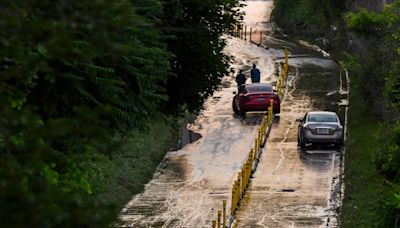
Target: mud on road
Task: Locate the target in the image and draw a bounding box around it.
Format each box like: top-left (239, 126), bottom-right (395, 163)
top-left (117, 1), bottom-right (347, 227)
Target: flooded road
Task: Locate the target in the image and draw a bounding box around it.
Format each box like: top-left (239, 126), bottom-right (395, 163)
top-left (118, 1), bottom-right (346, 227)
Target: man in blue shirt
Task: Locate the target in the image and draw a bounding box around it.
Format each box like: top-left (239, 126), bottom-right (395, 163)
top-left (235, 69), bottom-right (246, 90)
top-left (250, 64), bottom-right (260, 83)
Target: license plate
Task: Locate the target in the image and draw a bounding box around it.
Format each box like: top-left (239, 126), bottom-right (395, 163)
top-left (257, 98), bottom-right (265, 102)
top-left (316, 128), bottom-right (330, 135)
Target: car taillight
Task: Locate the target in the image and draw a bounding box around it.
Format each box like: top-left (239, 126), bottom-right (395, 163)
top-left (269, 95), bottom-right (278, 103)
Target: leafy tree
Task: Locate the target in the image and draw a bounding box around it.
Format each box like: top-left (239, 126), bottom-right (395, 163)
top-left (0, 0), bottom-right (244, 226)
top-left (160, 0), bottom-right (242, 112)
top-left (0, 0), bottom-right (171, 226)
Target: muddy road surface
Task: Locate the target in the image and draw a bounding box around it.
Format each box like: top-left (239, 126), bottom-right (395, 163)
top-left (118, 1), bottom-right (347, 227)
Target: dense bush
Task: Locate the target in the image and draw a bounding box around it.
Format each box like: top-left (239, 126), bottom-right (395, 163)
top-left (272, 0), bottom-right (346, 34)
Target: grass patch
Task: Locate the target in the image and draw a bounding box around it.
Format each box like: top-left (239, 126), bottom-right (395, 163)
top-left (341, 73), bottom-right (389, 227)
top-left (75, 118), bottom-right (180, 224)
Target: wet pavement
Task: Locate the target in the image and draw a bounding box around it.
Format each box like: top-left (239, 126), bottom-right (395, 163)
top-left (118, 1), bottom-right (347, 227)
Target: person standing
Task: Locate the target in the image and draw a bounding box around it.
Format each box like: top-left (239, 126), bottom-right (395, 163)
top-left (250, 64), bottom-right (260, 83)
top-left (235, 69), bottom-right (246, 90)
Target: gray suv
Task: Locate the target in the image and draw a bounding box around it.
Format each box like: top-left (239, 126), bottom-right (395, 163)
top-left (297, 111), bottom-right (344, 149)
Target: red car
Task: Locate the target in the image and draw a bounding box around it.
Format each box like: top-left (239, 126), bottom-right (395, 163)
top-left (232, 83), bottom-right (280, 116)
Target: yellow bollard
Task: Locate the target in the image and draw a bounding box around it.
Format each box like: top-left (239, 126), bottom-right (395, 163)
top-left (241, 169), bottom-right (246, 193)
top-left (212, 220), bottom-right (216, 228)
top-left (237, 173), bottom-right (242, 195)
top-left (248, 158), bottom-right (252, 175)
top-left (248, 151), bottom-right (252, 162)
top-left (248, 153), bottom-right (253, 168)
top-left (268, 100), bottom-right (273, 122)
top-left (247, 159), bottom-right (251, 180)
top-left (244, 164), bottom-right (248, 187)
top-left (223, 200), bottom-right (227, 227)
top-left (285, 48), bottom-right (289, 66)
top-left (235, 181), bottom-right (240, 207)
top-left (231, 187), bottom-right (236, 215)
top-left (245, 161), bottom-right (250, 184)
top-left (270, 99), bottom-right (274, 114)
top-left (247, 161), bottom-right (250, 182)
top-left (255, 138), bottom-right (258, 153)
top-left (217, 210), bottom-right (221, 228)
top-left (247, 159), bottom-right (252, 177)
top-left (263, 115), bottom-right (268, 130)
top-left (237, 172), bottom-right (242, 191)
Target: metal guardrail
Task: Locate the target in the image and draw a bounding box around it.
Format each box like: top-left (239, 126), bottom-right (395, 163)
top-left (233, 24), bottom-right (264, 46)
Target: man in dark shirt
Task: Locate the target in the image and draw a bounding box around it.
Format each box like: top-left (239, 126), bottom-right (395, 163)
top-left (235, 69), bottom-right (246, 90)
top-left (250, 64), bottom-right (260, 83)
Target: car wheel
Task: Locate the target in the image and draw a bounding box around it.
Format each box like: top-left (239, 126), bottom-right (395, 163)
top-left (232, 99), bottom-right (240, 115)
top-left (298, 135), bottom-right (305, 149)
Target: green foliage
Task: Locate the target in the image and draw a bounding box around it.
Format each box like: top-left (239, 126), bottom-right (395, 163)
top-left (381, 184), bottom-right (400, 227)
top-left (272, 0), bottom-right (344, 32)
top-left (1, 0), bottom-right (170, 130)
top-left (342, 1), bottom-right (400, 227)
top-left (0, 0), bottom-right (174, 226)
top-left (345, 9), bottom-right (386, 34)
top-left (0, 0), bottom-right (241, 226)
top-left (161, 0), bottom-right (242, 112)
top-left (340, 57), bottom-right (389, 228)
top-left (76, 119), bottom-right (178, 224)
top-left (375, 124), bottom-right (400, 182)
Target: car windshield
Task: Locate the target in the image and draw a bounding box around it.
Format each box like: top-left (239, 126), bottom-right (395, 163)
top-left (246, 84), bottom-right (273, 93)
top-left (307, 113), bottom-right (338, 122)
